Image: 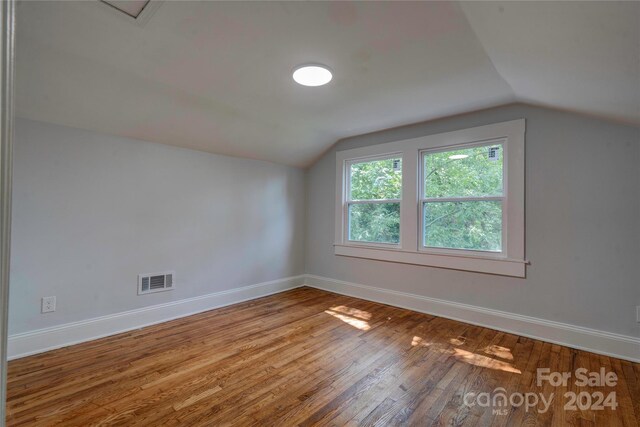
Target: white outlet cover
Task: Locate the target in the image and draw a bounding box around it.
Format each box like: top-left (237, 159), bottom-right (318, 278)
top-left (41, 296), bottom-right (56, 313)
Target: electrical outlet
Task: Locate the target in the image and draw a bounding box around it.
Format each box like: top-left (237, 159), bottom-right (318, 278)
top-left (41, 296), bottom-right (56, 313)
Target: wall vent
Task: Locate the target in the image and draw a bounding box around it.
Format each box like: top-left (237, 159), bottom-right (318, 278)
top-left (138, 271), bottom-right (174, 295)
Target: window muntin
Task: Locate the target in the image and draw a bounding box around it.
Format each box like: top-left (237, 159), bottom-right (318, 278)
top-left (346, 156), bottom-right (402, 245)
top-left (421, 142), bottom-right (505, 253)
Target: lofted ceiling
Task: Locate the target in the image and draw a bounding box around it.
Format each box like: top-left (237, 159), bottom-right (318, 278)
top-left (461, 1), bottom-right (640, 127)
top-left (15, 1), bottom-right (639, 167)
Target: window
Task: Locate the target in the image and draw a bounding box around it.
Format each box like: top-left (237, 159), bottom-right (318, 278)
top-left (347, 156), bottom-right (402, 245)
top-left (335, 120), bottom-right (526, 277)
top-left (421, 142), bottom-right (504, 253)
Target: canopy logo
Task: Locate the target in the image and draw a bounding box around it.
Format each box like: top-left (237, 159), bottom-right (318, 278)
top-left (463, 368), bottom-right (618, 415)
top-left (463, 388), bottom-right (553, 415)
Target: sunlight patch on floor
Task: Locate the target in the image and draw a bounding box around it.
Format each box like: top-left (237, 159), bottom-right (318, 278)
top-left (449, 337), bottom-right (466, 346)
top-left (411, 336), bottom-right (432, 347)
top-left (411, 335), bottom-right (521, 374)
top-left (452, 348), bottom-right (521, 374)
top-left (328, 305), bottom-right (372, 320)
top-left (481, 344), bottom-right (514, 361)
top-left (324, 308), bottom-right (371, 331)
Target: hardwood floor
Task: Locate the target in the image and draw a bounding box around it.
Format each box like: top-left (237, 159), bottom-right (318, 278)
top-left (6, 287), bottom-right (640, 426)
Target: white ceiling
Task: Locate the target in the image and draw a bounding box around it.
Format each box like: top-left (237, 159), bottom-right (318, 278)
top-left (15, 1), bottom-right (639, 167)
top-left (461, 1), bottom-right (640, 127)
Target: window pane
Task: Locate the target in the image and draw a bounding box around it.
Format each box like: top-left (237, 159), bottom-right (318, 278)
top-left (349, 203), bottom-right (400, 244)
top-left (424, 201), bottom-right (502, 252)
top-left (350, 157), bottom-right (402, 201)
top-left (424, 144), bottom-right (503, 198)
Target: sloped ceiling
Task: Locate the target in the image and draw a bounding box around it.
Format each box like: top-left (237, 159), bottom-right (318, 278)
top-left (461, 1), bottom-right (640, 126)
top-left (15, 1), bottom-right (639, 167)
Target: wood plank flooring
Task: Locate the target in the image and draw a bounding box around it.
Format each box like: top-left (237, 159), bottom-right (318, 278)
top-left (6, 287), bottom-right (640, 426)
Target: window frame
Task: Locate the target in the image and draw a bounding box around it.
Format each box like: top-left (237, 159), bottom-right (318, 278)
top-left (334, 119), bottom-right (526, 277)
top-left (419, 139), bottom-right (506, 257)
top-left (344, 152), bottom-right (403, 248)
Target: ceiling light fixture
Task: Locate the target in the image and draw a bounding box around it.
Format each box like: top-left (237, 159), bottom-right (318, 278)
top-left (448, 154), bottom-right (469, 160)
top-left (293, 65), bottom-right (333, 87)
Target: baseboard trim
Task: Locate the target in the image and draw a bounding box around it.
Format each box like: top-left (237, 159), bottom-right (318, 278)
top-left (9, 274), bottom-right (639, 363)
top-left (304, 274), bottom-right (640, 363)
top-left (8, 275), bottom-right (305, 360)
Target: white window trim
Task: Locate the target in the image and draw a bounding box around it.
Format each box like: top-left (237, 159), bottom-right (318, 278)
top-left (334, 119), bottom-right (526, 277)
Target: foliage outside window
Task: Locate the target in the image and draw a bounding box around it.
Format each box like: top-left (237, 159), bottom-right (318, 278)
top-left (348, 157), bottom-right (402, 244)
top-left (422, 143), bottom-right (504, 253)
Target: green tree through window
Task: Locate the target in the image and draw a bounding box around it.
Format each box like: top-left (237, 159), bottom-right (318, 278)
top-left (423, 144), bottom-right (503, 252)
top-left (348, 158), bottom-right (401, 243)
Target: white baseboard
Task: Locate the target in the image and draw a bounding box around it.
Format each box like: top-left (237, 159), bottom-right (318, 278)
top-left (304, 275), bottom-right (640, 363)
top-left (8, 275), bottom-right (305, 360)
top-left (9, 274), bottom-right (639, 363)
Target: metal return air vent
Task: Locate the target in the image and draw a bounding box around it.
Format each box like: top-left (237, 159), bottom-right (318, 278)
top-left (138, 271), bottom-right (174, 295)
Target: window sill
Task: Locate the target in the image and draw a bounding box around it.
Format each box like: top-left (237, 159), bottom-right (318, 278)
top-left (334, 244), bottom-right (526, 277)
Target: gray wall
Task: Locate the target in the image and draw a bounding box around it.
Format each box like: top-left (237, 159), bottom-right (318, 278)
top-left (305, 104), bottom-right (640, 338)
top-left (10, 105), bottom-right (640, 340)
top-left (9, 118), bottom-right (305, 335)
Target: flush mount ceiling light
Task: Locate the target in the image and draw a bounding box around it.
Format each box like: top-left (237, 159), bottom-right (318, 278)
top-left (292, 65), bottom-right (333, 87)
top-left (448, 154), bottom-right (469, 160)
